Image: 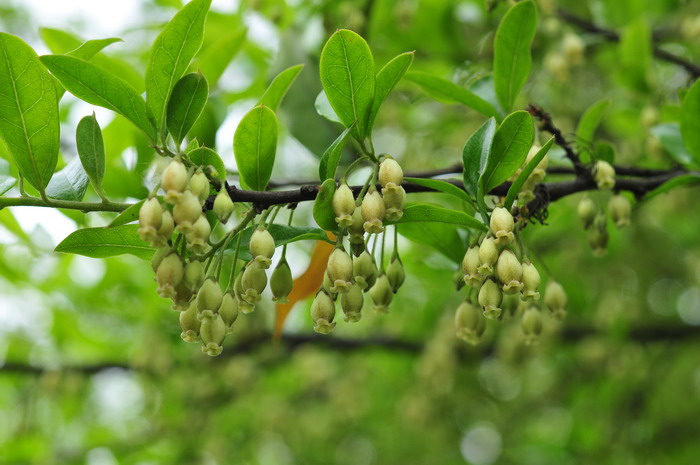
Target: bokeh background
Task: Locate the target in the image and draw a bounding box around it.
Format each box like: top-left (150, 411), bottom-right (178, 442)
top-left (1, 0), bottom-right (700, 463)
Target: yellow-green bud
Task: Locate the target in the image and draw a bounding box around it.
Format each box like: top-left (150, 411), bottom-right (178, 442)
top-left (521, 261), bottom-right (541, 301)
top-left (326, 248), bottom-right (353, 294)
top-left (462, 245), bottom-right (483, 288)
top-left (171, 281), bottom-right (194, 311)
top-left (249, 227), bottom-right (276, 269)
top-left (156, 252), bottom-right (184, 299)
top-left (544, 280), bottom-right (567, 318)
top-left (213, 189), bottom-right (234, 224)
top-left (361, 190), bottom-right (385, 234)
top-left (184, 259), bottom-right (204, 292)
top-left (455, 300), bottom-right (486, 345)
top-left (138, 197), bottom-right (163, 243)
top-left (333, 183), bottom-right (356, 228)
top-left (218, 292), bottom-right (239, 332)
top-left (151, 246), bottom-right (170, 273)
top-left (322, 273), bottom-right (338, 301)
top-left (311, 290), bottom-right (336, 334)
top-left (153, 209), bottom-right (174, 247)
top-left (490, 207), bottom-right (515, 246)
top-left (369, 274), bottom-right (393, 314)
top-left (562, 32), bottom-right (585, 66)
top-left (378, 157), bottom-right (403, 188)
top-left (241, 262), bottom-right (267, 304)
top-left (196, 278), bottom-right (223, 319)
top-left (386, 256), bottom-right (406, 293)
top-left (353, 251), bottom-right (377, 291)
top-left (186, 215), bottom-right (211, 253)
top-left (478, 236), bottom-right (498, 277)
top-left (577, 196), bottom-right (597, 229)
top-left (162, 159), bottom-right (189, 203)
top-left (200, 314), bottom-right (226, 356)
top-left (594, 160), bottom-right (616, 190)
top-left (233, 273), bottom-right (255, 314)
top-left (478, 279), bottom-right (503, 320)
top-left (188, 170), bottom-right (210, 204)
top-left (341, 282), bottom-right (364, 322)
top-left (270, 260), bottom-right (293, 303)
top-left (496, 249), bottom-right (523, 295)
top-left (526, 145), bottom-right (548, 182)
top-left (173, 190), bottom-right (202, 234)
top-left (609, 194), bottom-right (631, 228)
top-left (348, 207), bottom-right (365, 237)
top-left (382, 185), bottom-right (406, 222)
top-left (521, 307), bottom-right (543, 345)
top-left (179, 301), bottom-right (201, 343)
top-left (588, 214), bottom-right (608, 257)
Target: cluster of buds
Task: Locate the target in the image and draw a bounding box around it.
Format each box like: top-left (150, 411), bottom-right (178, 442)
top-left (577, 191), bottom-right (632, 256)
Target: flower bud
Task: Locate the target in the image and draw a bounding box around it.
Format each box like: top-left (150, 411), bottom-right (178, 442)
top-left (382, 185), bottom-right (406, 222)
top-left (151, 246), bottom-right (170, 273)
top-left (241, 262), bottom-right (267, 304)
top-left (496, 249), bottom-right (523, 295)
top-left (588, 214), bottom-right (608, 257)
top-left (369, 274), bottom-right (393, 314)
top-left (233, 272), bottom-right (256, 314)
top-left (361, 190), bottom-right (386, 234)
top-left (490, 207), bottom-right (515, 246)
top-left (218, 292), bottom-right (239, 332)
top-left (153, 209), bottom-right (174, 247)
top-left (173, 190), bottom-right (202, 234)
top-left (349, 240), bottom-right (365, 257)
top-left (322, 272), bottom-right (338, 301)
top-left (171, 281), bottom-right (194, 311)
top-left (162, 159), bottom-right (189, 203)
top-left (270, 260), bottom-right (293, 303)
top-left (196, 278), bottom-right (223, 320)
top-left (455, 300), bottom-right (486, 345)
top-left (332, 183), bottom-right (355, 228)
top-left (478, 236), bottom-right (498, 277)
top-left (521, 261), bottom-right (541, 301)
top-left (577, 196), bottom-right (597, 229)
top-left (609, 194), bottom-right (631, 228)
top-left (200, 314), bottom-right (226, 356)
top-left (562, 32), bottom-right (585, 66)
top-left (138, 198), bottom-right (163, 243)
top-left (386, 256), bottom-right (406, 293)
top-left (594, 160), bottom-right (615, 190)
top-left (311, 290), bottom-right (336, 334)
top-left (544, 280), bottom-right (567, 319)
top-left (186, 214), bottom-right (211, 253)
top-left (156, 252), bottom-right (184, 299)
top-left (179, 301), bottom-right (201, 343)
top-left (188, 169), bottom-right (210, 204)
top-left (462, 245), bottom-right (483, 288)
top-left (184, 260), bottom-right (204, 292)
top-left (478, 279), bottom-right (503, 320)
top-left (348, 207), bottom-right (365, 237)
top-left (341, 282), bottom-right (364, 322)
top-left (249, 227), bottom-right (276, 269)
top-left (213, 188), bottom-right (234, 224)
top-left (526, 145), bottom-right (548, 182)
top-left (327, 248), bottom-right (353, 294)
top-left (378, 157), bottom-right (403, 188)
top-left (521, 307), bottom-right (543, 345)
top-left (353, 251), bottom-right (377, 291)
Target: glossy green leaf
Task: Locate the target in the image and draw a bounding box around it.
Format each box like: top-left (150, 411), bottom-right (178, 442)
top-left (368, 51), bottom-right (414, 130)
top-left (404, 71), bottom-right (498, 117)
top-left (462, 118), bottom-right (497, 199)
top-left (504, 137), bottom-right (553, 209)
top-left (680, 78), bottom-right (700, 163)
top-left (479, 111), bottom-right (534, 195)
top-left (651, 123), bottom-right (696, 168)
top-left (40, 55), bottom-right (157, 142)
top-left (45, 159), bottom-right (89, 201)
top-left (76, 114), bottom-right (106, 195)
top-left (258, 64), bottom-right (304, 111)
top-left (194, 28), bottom-right (246, 87)
top-left (397, 222), bottom-right (463, 264)
top-left (313, 179), bottom-right (338, 231)
top-left (233, 105), bottom-right (278, 191)
top-left (188, 146), bottom-right (226, 180)
top-left (576, 99), bottom-right (610, 145)
top-left (319, 29), bottom-right (375, 139)
top-left (0, 33), bottom-right (60, 193)
top-left (493, 0), bottom-right (537, 111)
top-left (318, 126), bottom-right (354, 182)
top-left (146, 0), bottom-right (211, 134)
top-left (403, 177), bottom-right (470, 202)
top-left (167, 72), bottom-right (209, 146)
top-left (315, 90), bottom-right (342, 124)
top-left (644, 174), bottom-right (700, 199)
top-left (392, 203), bottom-right (487, 231)
top-left (55, 224), bottom-right (154, 260)
top-left (109, 199), bottom-right (145, 227)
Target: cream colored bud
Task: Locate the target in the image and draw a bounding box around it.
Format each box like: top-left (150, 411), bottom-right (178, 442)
top-left (213, 189), bottom-right (234, 224)
top-left (521, 261), bottom-right (541, 301)
top-left (577, 196), bottom-right (597, 229)
top-left (233, 273), bottom-right (255, 314)
top-left (478, 279), bottom-right (503, 320)
top-left (184, 259), bottom-right (204, 291)
top-left (179, 301), bottom-right (201, 343)
top-left (478, 236), bottom-right (498, 277)
top-left (341, 282), bottom-right (364, 322)
top-left (369, 274), bottom-right (393, 314)
top-left (544, 280), bottom-right (567, 319)
top-left (249, 227), bottom-right (276, 269)
top-left (200, 314), bottom-right (226, 356)
top-left (327, 248), bottom-right (353, 294)
top-left (353, 251), bottom-right (377, 291)
top-left (196, 278), bottom-right (223, 319)
top-left (186, 214), bottom-right (211, 253)
top-left (526, 145), bottom-right (548, 182)
top-left (348, 207), bottom-right (365, 237)
top-left (462, 245), bottom-right (484, 288)
top-left (311, 290), bottom-right (336, 334)
top-left (156, 252), bottom-right (184, 299)
top-left (153, 209), bottom-right (174, 247)
top-left (188, 170), bottom-right (210, 204)
top-left (151, 246), bottom-right (170, 273)
top-left (333, 183), bottom-right (356, 228)
top-left (241, 262), bottom-right (268, 304)
top-left (609, 194), bottom-right (631, 228)
top-left (361, 190), bottom-right (385, 234)
top-left (382, 185), bottom-right (406, 222)
top-left (162, 159), bottom-right (189, 203)
top-left (138, 198), bottom-right (163, 243)
top-left (521, 307), bottom-right (543, 345)
top-left (378, 157), bottom-right (403, 188)
top-left (173, 190), bottom-right (202, 234)
top-left (490, 207), bottom-right (515, 246)
top-left (594, 160), bottom-right (616, 190)
top-left (496, 249), bottom-right (524, 295)
top-left (455, 300), bottom-right (486, 345)
top-left (218, 292), bottom-right (239, 332)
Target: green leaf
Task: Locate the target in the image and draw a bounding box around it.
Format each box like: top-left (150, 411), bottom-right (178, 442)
top-left (504, 137), bottom-right (553, 209)
top-left (146, 0), bottom-right (211, 135)
top-left (68, 38), bottom-right (122, 60)
top-left (462, 118), bottom-right (497, 199)
top-left (40, 55), bottom-right (157, 142)
top-left (318, 126), bottom-right (354, 182)
top-left (313, 179), bottom-right (338, 231)
top-left (404, 71), bottom-right (498, 117)
top-left (397, 222), bottom-right (463, 263)
top-left (644, 174), bottom-right (700, 199)
top-left (315, 90), bottom-right (342, 124)
top-left (493, 0), bottom-right (538, 111)
top-left (576, 99), bottom-right (610, 145)
top-left (236, 224), bottom-right (331, 251)
top-left (233, 105), bottom-right (278, 191)
top-left (45, 159), bottom-right (89, 202)
top-left (368, 51), bottom-right (414, 130)
top-left (479, 111), bottom-right (534, 195)
top-left (258, 64), bottom-right (304, 111)
top-left (194, 28), bottom-right (246, 88)
top-left (0, 33), bottom-right (60, 194)
top-left (619, 17), bottom-right (651, 92)
top-left (167, 72), bottom-right (209, 146)
top-left (0, 158), bottom-right (16, 196)
top-left (187, 146), bottom-right (226, 180)
top-left (651, 123), bottom-right (696, 168)
top-left (403, 177), bottom-right (470, 202)
top-left (392, 203), bottom-right (487, 231)
top-left (76, 114), bottom-right (106, 195)
top-left (109, 200), bottom-right (145, 227)
top-left (594, 141), bottom-right (615, 164)
top-left (55, 224), bottom-right (154, 260)
top-left (681, 78), bottom-right (700, 164)
top-left (319, 29), bottom-right (375, 139)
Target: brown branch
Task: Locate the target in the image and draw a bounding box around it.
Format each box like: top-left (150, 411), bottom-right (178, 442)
top-left (528, 104), bottom-right (589, 177)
